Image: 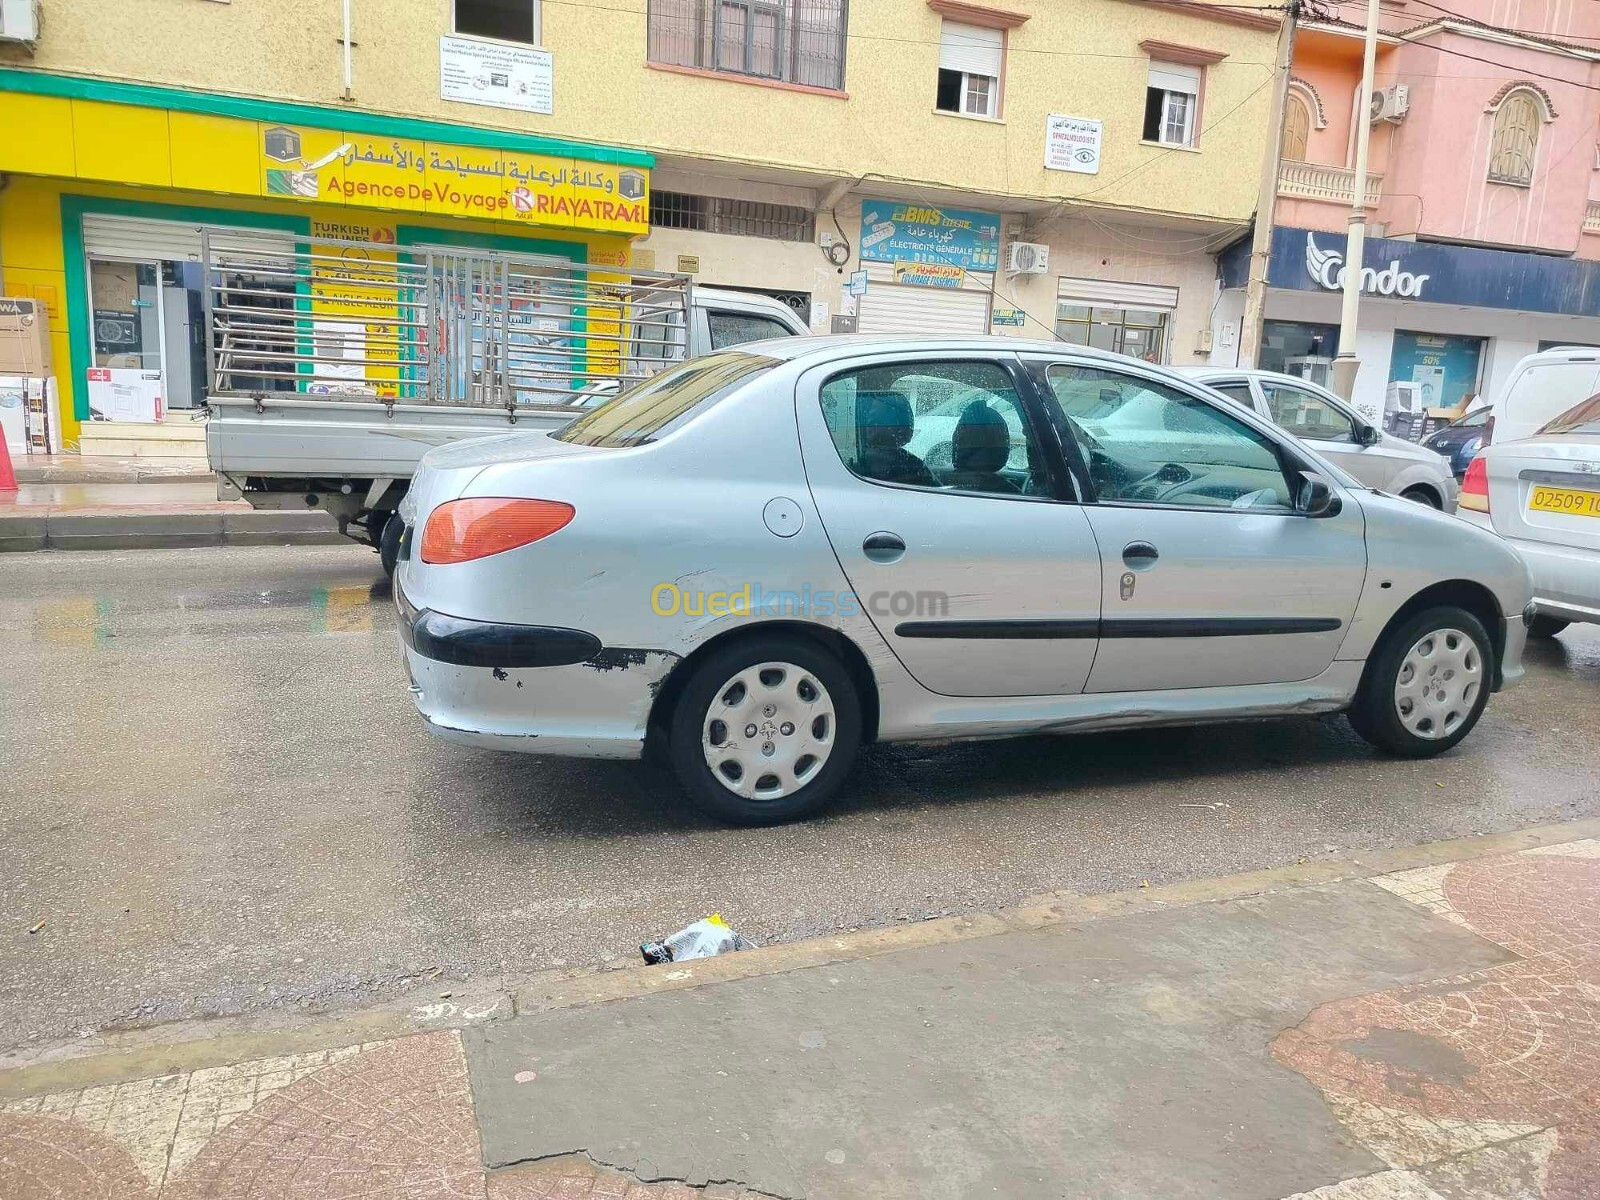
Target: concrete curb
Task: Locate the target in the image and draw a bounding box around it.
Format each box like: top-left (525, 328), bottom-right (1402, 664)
top-left (13, 467), bottom-right (217, 486)
top-left (0, 508), bottom-right (344, 551)
top-left (3, 814), bottom-right (1597, 1100)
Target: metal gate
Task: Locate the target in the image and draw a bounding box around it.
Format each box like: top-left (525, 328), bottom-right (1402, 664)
top-left (201, 228), bottom-right (692, 410)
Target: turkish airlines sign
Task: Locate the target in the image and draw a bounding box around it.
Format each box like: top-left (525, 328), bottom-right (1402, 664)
top-left (1305, 233), bottom-right (1430, 298)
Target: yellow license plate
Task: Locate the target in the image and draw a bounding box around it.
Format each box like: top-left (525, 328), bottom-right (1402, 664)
top-left (1528, 485), bottom-right (1600, 516)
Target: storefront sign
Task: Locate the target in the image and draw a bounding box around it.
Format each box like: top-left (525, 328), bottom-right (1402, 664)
top-left (992, 306), bottom-right (1027, 326)
top-left (439, 36), bottom-right (554, 116)
top-left (846, 269), bottom-right (869, 297)
top-left (1305, 233), bottom-right (1429, 298)
top-left (1221, 226), bottom-right (1600, 317)
top-left (860, 201), bottom-right (1000, 273)
top-left (892, 261), bottom-right (966, 288)
top-left (260, 124), bottom-right (648, 235)
top-left (1044, 115), bottom-right (1102, 175)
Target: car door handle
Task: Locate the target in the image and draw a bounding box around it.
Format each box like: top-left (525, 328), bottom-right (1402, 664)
top-left (1122, 541), bottom-right (1159, 569)
top-left (863, 531), bottom-right (906, 563)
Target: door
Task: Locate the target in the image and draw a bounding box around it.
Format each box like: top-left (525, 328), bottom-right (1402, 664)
top-left (86, 258), bottom-right (167, 422)
top-left (1256, 376), bottom-right (1400, 491)
top-left (1038, 359), bottom-right (1367, 693)
top-left (796, 354), bottom-right (1102, 697)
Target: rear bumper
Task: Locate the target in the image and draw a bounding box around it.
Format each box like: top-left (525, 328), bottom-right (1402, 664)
top-left (1507, 537), bottom-right (1600, 625)
top-left (396, 580), bottom-right (677, 759)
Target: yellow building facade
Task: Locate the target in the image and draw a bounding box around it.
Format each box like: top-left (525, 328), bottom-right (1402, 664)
top-left (0, 0), bottom-right (1280, 449)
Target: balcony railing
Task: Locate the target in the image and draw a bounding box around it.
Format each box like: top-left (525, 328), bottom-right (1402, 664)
top-left (1585, 201), bottom-right (1600, 234)
top-left (1278, 160), bottom-right (1383, 208)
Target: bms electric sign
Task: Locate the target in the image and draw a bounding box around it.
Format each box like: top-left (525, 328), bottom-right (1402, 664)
top-left (1305, 233), bottom-right (1430, 298)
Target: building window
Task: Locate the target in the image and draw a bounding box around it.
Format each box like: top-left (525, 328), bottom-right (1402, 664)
top-left (1260, 320), bottom-right (1340, 384)
top-left (1282, 92), bottom-right (1311, 162)
top-left (1143, 61), bottom-right (1201, 146)
top-left (1056, 304), bottom-right (1168, 363)
top-left (935, 20), bottom-right (1002, 118)
top-left (454, 0), bottom-right (540, 44)
top-left (1488, 89), bottom-right (1542, 186)
top-left (646, 0), bottom-right (847, 91)
top-left (650, 191), bottom-right (816, 241)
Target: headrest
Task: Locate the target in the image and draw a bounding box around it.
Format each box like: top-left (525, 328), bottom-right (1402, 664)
top-left (953, 400), bottom-right (1010, 474)
top-left (857, 390), bottom-right (915, 448)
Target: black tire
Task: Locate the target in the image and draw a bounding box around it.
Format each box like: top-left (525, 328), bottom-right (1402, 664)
top-left (1527, 614), bottom-right (1569, 640)
top-left (377, 512), bottom-right (403, 578)
top-left (667, 634), bottom-right (862, 825)
top-left (1400, 486), bottom-right (1442, 509)
top-left (1348, 605), bottom-right (1493, 758)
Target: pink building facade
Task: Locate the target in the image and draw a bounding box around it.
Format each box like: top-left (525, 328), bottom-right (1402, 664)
top-left (1213, 0), bottom-right (1600, 424)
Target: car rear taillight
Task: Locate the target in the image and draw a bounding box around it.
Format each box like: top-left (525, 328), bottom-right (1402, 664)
top-left (420, 498), bottom-right (575, 564)
top-left (1459, 456), bottom-right (1490, 513)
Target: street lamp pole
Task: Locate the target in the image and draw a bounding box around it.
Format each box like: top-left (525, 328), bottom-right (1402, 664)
top-left (1330, 0), bottom-right (1381, 401)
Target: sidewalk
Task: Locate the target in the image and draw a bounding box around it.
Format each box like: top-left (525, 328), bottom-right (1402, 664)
top-left (0, 478), bottom-right (342, 551)
top-left (12, 453), bottom-right (215, 486)
top-left (2, 822), bottom-right (1596, 1199)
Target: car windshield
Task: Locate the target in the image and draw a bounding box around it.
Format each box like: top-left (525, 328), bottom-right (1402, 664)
top-left (1537, 392), bottom-right (1600, 436)
top-left (555, 352), bottom-right (776, 448)
top-left (1451, 408), bottom-right (1490, 429)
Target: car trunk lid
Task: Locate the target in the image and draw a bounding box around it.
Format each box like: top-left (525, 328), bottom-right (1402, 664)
top-left (1485, 434), bottom-right (1600, 552)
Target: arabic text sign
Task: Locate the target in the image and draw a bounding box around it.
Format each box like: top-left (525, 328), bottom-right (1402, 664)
top-left (260, 125), bottom-right (648, 235)
top-left (859, 201), bottom-right (1001, 273)
top-left (892, 262), bottom-right (966, 289)
top-left (440, 36), bottom-right (554, 116)
top-left (1044, 115), bottom-right (1102, 175)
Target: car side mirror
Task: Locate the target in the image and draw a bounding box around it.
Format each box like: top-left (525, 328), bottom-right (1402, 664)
top-left (1356, 422), bottom-right (1381, 447)
top-left (1295, 470), bottom-right (1341, 518)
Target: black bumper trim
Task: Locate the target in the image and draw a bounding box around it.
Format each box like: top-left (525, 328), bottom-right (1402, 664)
top-left (396, 583), bottom-right (602, 669)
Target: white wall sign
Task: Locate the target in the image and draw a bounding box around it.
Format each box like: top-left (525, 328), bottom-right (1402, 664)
top-left (440, 36), bottom-right (553, 116)
top-left (1045, 115), bottom-right (1102, 175)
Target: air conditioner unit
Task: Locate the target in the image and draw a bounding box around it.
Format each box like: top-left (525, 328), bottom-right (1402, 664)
top-left (1005, 242), bottom-right (1050, 276)
top-left (1370, 84), bottom-right (1410, 124)
top-left (0, 0), bottom-right (39, 45)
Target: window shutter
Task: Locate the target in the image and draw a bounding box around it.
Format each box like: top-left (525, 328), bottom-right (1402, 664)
top-left (939, 21), bottom-right (1003, 78)
top-left (1147, 61), bottom-right (1201, 95)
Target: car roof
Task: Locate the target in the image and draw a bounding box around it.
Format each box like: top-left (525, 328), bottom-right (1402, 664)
top-left (731, 333), bottom-right (1167, 370)
top-left (1173, 366), bottom-right (1322, 388)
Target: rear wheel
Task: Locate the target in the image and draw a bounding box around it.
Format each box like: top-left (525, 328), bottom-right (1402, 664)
top-left (1348, 606), bottom-right (1492, 757)
top-left (1400, 486), bottom-right (1442, 509)
top-left (667, 635), bottom-right (861, 825)
top-left (1527, 614), bottom-right (1569, 640)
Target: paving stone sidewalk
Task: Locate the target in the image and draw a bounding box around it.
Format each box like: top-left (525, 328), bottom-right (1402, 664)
top-left (2, 837), bottom-right (1596, 1199)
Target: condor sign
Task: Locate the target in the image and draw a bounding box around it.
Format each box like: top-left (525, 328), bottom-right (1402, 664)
top-left (1305, 233), bottom-right (1429, 298)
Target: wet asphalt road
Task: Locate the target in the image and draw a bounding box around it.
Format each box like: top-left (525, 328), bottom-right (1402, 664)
top-left (3, 544), bottom-right (1599, 1051)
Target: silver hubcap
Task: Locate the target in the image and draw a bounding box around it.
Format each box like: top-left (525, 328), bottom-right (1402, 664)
top-left (1394, 627), bottom-right (1481, 740)
top-left (702, 661), bottom-right (836, 800)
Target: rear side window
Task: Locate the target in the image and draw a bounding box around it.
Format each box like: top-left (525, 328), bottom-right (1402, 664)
top-left (1209, 381), bottom-right (1257, 410)
top-left (1539, 392), bottom-right (1600, 435)
top-left (555, 352), bottom-right (774, 448)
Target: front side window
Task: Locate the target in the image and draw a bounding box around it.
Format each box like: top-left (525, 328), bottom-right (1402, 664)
top-left (1055, 304), bottom-right (1168, 363)
top-left (1260, 381), bottom-right (1356, 443)
top-left (935, 20), bottom-right (1002, 117)
top-left (1488, 89), bottom-right (1541, 186)
top-left (1144, 61), bottom-right (1200, 146)
top-left (1046, 364), bottom-right (1292, 510)
top-left (646, 0), bottom-right (846, 91)
top-left (557, 352), bottom-right (773, 448)
top-left (819, 360), bottom-right (1045, 497)
top-left (707, 311), bottom-right (796, 349)
top-left (454, 0), bottom-right (540, 44)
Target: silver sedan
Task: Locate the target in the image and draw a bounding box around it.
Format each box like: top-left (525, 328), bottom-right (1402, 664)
top-left (395, 337), bottom-right (1531, 824)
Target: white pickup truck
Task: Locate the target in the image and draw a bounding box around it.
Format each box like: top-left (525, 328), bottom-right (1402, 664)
top-left (201, 228), bottom-right (807, 571)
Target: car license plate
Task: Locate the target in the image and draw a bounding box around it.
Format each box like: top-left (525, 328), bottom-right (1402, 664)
top-left (1528, 484), bottom-right (1600, 517)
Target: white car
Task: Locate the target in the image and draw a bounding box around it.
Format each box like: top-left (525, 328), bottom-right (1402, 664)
top-left (1459, 393), bottom-right (1600, 638)
top-left (1178, 368), bottom-right (1458, 510)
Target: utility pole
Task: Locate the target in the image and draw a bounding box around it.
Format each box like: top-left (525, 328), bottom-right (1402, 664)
top-left (1237, 0), bottom-right (1298, 368)
top-left (1330, 0), bottom-right (1381, 400)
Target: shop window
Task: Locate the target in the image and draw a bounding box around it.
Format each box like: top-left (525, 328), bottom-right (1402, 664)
top-left (454, 0), bottom-right (540, 44)
top-left (935, 21), bottom-right (1002, 118)
top-left (1055, 304), bottom-right (1169, 364)
top-left (1260, 320), bottom-right (1340, 383)
top-left (646, 0), bottom-right (847, 91)
top-left (649, 191), bottom-right (815, 242)
top-left (1487, 88), bottom-right (1542, 186)
top-left (1282, 92), bottom-right (1311, 162)
top-left (1144, 61), bottom-right (1200, 146)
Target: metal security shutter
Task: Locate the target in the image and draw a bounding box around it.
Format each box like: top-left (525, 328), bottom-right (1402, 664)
top-left (857, 282), bottom-right (992, 336)
top-left (1148, 61), bottom-right (1201, 96)
top-left (938, 21), bottom-right (1003, 77)
top-left (1057, 276), bottom-right (1179, 311)
top-left (81, 215), bottom-right (294, 262)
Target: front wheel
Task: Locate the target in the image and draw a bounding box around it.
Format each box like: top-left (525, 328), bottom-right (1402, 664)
top-left (667, 635), bottom-right (862, 825)
top-left (1400, 486), bottom-right (1442, 509)
top-left (1348, 606), bottom-right (1492, 757)
top-left (1527, 614), bottom-right (1569, 640)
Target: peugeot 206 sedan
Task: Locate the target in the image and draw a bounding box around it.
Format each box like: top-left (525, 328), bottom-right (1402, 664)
top-left (394, 338), bottom-right (1531, 825)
